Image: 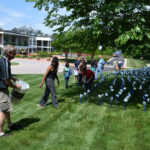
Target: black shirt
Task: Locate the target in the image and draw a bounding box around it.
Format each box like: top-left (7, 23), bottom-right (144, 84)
top-left (46, 68), bottom-right (57, 80)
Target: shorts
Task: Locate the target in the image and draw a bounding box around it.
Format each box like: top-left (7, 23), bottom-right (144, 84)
top-left (0, 90), bottom-right (13, 112)
top-left (74, 70), bottom-right (78, 76)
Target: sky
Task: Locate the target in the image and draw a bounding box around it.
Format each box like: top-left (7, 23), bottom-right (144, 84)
top-left (0, 0), bottom-right (57, 35)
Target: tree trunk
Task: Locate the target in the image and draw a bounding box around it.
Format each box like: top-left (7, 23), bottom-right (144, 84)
top-left (65, 52), bottom-right (68, 61)
top-left (91, 53), bottom-right (94, 60)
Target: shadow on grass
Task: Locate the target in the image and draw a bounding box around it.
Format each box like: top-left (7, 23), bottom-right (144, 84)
top-left (61, 75), bottom-right (150, 109)
top-left (7, 118), bottom-right (40, 133)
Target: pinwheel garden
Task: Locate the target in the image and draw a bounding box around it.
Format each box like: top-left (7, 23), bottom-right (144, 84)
top-left (80, 67), bottom-right (150, 112)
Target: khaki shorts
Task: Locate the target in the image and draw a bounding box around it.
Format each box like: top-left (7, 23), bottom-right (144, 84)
top-left (0, 90), bottom-right (13, 112)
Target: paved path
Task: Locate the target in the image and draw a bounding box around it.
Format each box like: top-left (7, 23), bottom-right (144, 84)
top-left (11, 58), bottom-right (65, 74)
top-left (11, 55), bottom-right (125, 74)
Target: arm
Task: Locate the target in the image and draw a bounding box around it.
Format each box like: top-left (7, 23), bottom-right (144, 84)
top-left (87, 75), bottom-right (94, 83)
top-left (5, 79), bottom-right (20, 89)
top-left (40, 65), bottom-right (52, 88)
top-left (11, 76), bottom-right (18, 82)
top-left (55, 74), bottom-right (60, 86)
top-left (82, 75), bottom-right (86, 83)
top-left (63, 67), bottom-right (65, 76)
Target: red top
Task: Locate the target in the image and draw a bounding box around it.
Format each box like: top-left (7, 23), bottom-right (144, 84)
top-left (82, 69), bottom-right (95, 79)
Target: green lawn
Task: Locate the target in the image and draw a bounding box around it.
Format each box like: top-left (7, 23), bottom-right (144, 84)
top-left (11, 62), bottom-right (19, 65)
top-left (126, 58), bottom-right (150, 68)
top-left (0, 74), bottom-right (150, 150)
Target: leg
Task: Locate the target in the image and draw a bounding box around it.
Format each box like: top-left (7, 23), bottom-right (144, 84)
top-left (85, 78), bottom-right (89, 91)
top-left (78, 73), bottom-right (82, 87)
top-left (5, 112), bottom-right (12, 126)
top-left (88, 78), bottom-right (94, 90)
top-left (39, 82), bottom-right (50, 106)
top-left (95, 67), bottom-right (99, 80)
top-left (0, 112), bottom-right (5, 134)
top-left (47, 79), bottom-right (58, 107)
top-left (99, 68), bottom-right (103, 80)
top-left (65, 77), bottom-right (69, 88)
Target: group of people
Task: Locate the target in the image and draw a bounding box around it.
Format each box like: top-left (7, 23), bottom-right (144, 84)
top-left (0, 44), bottom-right (106, 137)
top-left (62, 55), bottom-right (106, 91)
top-left (72, 55), bottom-right (106, 90)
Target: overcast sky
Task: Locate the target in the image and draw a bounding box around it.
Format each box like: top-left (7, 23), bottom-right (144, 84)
top-left (0, 0), bottom-right (58, 35)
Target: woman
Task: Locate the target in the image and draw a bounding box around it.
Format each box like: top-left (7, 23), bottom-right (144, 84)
top-left (81, 67), bottom-right (95, 91)
top-left (37, 57), bottom-right (60, 108)
top-left (63, 62), bottom-right (71, 88)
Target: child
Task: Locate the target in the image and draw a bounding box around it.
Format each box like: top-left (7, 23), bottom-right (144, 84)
top-left (63, 62), bottom-right (71, 88)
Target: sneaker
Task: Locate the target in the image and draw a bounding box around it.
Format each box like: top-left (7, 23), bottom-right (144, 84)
top-left (37, 104), bottom-right (44, 107)
top-left (0, 132), bottom-right (5, 137)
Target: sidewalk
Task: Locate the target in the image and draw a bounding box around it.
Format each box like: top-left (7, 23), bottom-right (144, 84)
top-left (11, 55), bottom-right (116, 74)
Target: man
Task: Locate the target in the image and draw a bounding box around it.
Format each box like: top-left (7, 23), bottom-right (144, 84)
top-left (95, 55), bottom-right (105, 81)
top-left (0, 45), bottom-right (20, 137)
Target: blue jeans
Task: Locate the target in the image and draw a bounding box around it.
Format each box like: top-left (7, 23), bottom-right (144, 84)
top-left (77, 73), bottom-right (82, 87)
top-left (95, 67), bottom-right (103, 80)
top-left (85, 77), bottom-right (94, 91)
top-left (64, 77), bottom-right (69, 88)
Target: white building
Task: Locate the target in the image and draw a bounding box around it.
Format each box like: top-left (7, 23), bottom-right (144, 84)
top-left (0, 30), bottom-right (53, 54)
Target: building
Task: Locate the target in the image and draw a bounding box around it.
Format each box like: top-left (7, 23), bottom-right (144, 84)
top-left (0, 30), bottom-right (53, 55)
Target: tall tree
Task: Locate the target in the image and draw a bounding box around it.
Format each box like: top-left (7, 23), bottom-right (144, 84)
top-left (27, 0), bottom-right (150, 59)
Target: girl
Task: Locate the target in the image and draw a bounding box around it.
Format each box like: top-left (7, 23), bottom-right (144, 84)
top-left (37, 57), bottom-right (60, 108)
top-left (63, 62), bottom-right (71, 88)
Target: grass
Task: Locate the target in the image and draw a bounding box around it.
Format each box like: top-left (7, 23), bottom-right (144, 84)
top-left (0, 73), bottom-right (150, 150)
top-left (11, 62), bottom-right (19, 65)
top-left (126, 58), bottom-right (150, 68)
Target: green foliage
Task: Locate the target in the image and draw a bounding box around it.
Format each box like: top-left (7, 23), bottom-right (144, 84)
top-left (27, 0), bottom-right (150, 59)
top-left (37, 51), bottom-right (49, 58)
top-left (11, 62), bottom-right (19, 65)
top-left (126, 58), bottom-right (150, 68)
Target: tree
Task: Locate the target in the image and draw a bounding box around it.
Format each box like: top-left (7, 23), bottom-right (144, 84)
top-left (52, 30), bottom-right (73, 61)
top-left (12, 26), bottom-right (44, 36)
top-left (28, 0), bottom-right (150, 59)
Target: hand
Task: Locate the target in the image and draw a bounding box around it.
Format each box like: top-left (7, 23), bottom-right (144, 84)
top-left (16, 84), bottom-right (21, 88)
top-left (40, 83), bottom-right (43, 88)
top-left (12, 77), bottom-right (18, 82)
top-left (58, 81), bottom-right (60, 86)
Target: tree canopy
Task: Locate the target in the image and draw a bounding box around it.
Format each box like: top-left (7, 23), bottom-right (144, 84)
top-left (27, 0), bottom-right (150, 59)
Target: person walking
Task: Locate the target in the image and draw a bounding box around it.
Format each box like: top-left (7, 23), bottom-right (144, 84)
top-left (95, 55), bottom-right (105, 81)
top-left (63, 62), bottom-right (71, 88)
top-left (37, 57), bottom-right (60, 108)
top-left (0, 45), bottom-right (20, 137)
